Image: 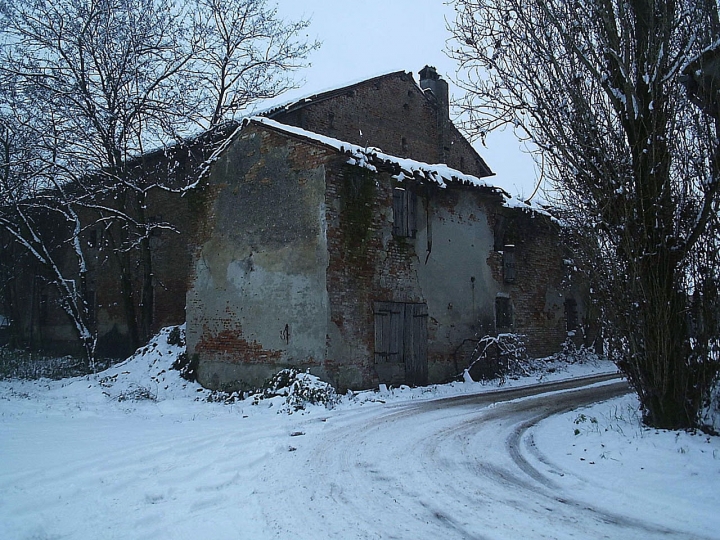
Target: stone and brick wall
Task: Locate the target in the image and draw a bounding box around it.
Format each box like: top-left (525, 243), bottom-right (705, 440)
top-left (186, 125), bottom-right (335, 390)
top-left (268, 71), bottom-right (492, 179)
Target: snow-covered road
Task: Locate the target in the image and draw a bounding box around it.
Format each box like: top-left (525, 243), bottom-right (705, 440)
top-left (252, 376), bottom-right (700, 540)
top-left (1, 334), bottom-right (718, 540)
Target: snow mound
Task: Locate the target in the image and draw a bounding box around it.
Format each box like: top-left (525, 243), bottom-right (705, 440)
top-left (95, 324), bottom-right (207, 403)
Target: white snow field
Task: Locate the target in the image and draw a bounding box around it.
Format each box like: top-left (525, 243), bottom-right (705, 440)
top-left (1, 327), bottom-right (718, 540)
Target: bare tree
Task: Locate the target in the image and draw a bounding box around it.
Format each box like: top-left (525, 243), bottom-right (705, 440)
top-left (0, 94), bottom-right (97, 362)
top-left (191, 0), bottom-right (320, 128)
top-left (0, 0), bottom-right (318, 360)
top-left (449, 0), bottom-right (720, 429)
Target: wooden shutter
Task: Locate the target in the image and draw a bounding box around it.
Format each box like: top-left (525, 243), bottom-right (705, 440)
top-left (408, 189), bottom-right (417, 238)
top-left (375, 302), bottom-right (428, 386)
top-left (393, 188), bottom-right (407, 237)
top-left (405, 303), bottom-right (428, 386)
top-left (392, 187), bottom-right (417, 238)
top-left (374, 302), bottom-right (403, 364)
top-left (503, 245), bottom-right (516, 283)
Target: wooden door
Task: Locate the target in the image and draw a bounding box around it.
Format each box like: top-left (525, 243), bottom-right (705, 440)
top-left (374, 302), bottom-right (428, 386)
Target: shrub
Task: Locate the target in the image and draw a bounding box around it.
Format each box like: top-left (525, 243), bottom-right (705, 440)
top-left (466, 333), bottom-right (529, 383)
top-left (171, 352), bottom-right (198, 382)
top-left (254, 368), bottom-right (338, 412)
top-left (166, 326), bottom-right (185, 347)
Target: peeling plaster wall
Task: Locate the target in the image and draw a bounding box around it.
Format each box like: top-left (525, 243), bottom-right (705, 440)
top-left (322, 163), bottom-right (503, 389)
top-left (414, 189), bottom-right (499, 382)
top-left (186, 127), bottom-right (332, 390)
top-left (186, 126), bottom-right (589, 392)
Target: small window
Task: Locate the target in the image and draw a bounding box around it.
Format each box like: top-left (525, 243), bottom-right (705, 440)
top-left (565, 298), bottom-right (578, 332)
top-left (392, 187), bottom-right (417, 238)
top-left (39, 294), bottom-right (49, 324)
top-left (494, 215), bottom-right (519, 252)
top-left (87, 228), bottom-right (102, 249)
top-left (503, 245), bottom-right (516, 283)
top-left (401, 137), bottom-right (408, 153)
top-left (495, 296), bottom-right (513, 330)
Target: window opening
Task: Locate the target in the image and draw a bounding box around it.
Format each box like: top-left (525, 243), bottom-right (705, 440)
top-left (565, 298), bottom-right (578, 333)
top-left (392, 186), bottom-right (417, 238)
top-left (495, 296), bottom-right (513, 330)
top-left (503, 245), bottom-right (516, 283)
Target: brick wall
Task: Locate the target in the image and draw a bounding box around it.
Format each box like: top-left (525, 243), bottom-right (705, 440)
top-left (485, 208), bottom-right (589, 358)
top-left (269, 71), bottom-right (492, 178)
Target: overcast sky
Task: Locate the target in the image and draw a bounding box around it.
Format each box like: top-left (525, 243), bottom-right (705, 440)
top-left (270, 0), bottom-right (539, 198)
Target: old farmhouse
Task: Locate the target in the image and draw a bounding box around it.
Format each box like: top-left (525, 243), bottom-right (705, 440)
top-left (1, 67), bottom-right (592, 391)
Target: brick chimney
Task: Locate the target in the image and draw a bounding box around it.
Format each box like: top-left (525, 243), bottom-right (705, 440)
top-left (419, 65), bottom-right (449, 119)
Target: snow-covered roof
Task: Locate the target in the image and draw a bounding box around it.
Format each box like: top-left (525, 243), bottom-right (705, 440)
top-left (238, 117), bottom-right (551, 216)
top-left (250, 116), bottom-right (500, 189)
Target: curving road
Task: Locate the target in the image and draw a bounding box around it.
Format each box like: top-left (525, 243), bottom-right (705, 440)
top-left (3, 373), bottom-right (712, 539)
top-left (256, 374), bottom-right (708, 540)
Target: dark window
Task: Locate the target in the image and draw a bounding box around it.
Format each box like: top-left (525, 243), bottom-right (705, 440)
top-left (392, 187), bottom-right (417, 238)
top-left (495, 296), bottom-right (513, 330)
top-left (401, 137), bottom-right (408, 153)
top-left (39, 294), bottom-right (49, 325)
top-left (565, 298), bottom-right (578, 332)
top-left (494, 215), bottom-right (520, 252)
top-left (503, 245), bottom-right (516, 283)
top-left (86, 290), bottom-right (96, 324)
top-left (87, 229), bottom-right (101, 249)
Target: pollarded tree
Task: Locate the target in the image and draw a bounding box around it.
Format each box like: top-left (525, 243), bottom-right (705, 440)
top-left (449, 0), bottom-right (720, 429)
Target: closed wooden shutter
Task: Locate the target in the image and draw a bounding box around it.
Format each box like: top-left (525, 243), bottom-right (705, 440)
top-left (405, 303), bottom-right (428, 386)
top-left (392, 187), bottom-right (417, 238)
top-left (374, 302), bottom-right (428, 386)
top-left (503, 245), bottom-right (516, 283)
top-left (374, 302), bottom-right (403, 364)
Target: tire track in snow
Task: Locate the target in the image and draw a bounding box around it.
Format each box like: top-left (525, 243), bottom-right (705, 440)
top-left (258, 375), bottom-right (711, 540)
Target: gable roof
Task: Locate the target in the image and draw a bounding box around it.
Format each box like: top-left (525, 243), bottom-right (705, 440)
top-left (260, 71), bottom-right (413, 118)
top-left (251, 117), bottom-right (501, 191)
top-left (259, 68), bottom-right (494, 179)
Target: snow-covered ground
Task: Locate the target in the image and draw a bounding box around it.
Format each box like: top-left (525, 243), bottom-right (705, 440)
top-left (0, 327), bottom-right (718, 539)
